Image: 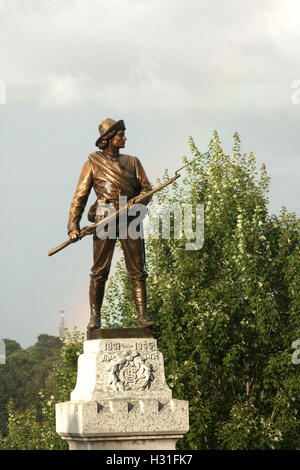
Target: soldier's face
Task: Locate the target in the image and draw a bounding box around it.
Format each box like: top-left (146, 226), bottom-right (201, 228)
top-left (111, 129), bottom-right (127, 149)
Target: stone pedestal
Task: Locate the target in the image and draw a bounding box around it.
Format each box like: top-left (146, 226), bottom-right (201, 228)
top-left (56, 329), bottom-right (189, 450)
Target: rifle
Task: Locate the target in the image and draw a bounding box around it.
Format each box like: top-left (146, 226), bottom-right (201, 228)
top-left (48, 151), bottom-right (208, 257)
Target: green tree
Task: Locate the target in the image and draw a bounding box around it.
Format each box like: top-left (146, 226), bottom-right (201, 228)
top-left (0, 396), bottom-right (66, 450)
top-left (0, 334), bottom-right (62, 437)
top-left (102, 131), bottom-right (300, 450)
top-left (52, 328), bottom-right (85, 403)
top-left (0, 328), bottom-right (84, 450)
top-left (2, 339), bottom-right (22, 357)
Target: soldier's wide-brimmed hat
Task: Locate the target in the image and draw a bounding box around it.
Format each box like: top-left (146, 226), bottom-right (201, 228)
top-left (95, 118), bottom-right (125, 147)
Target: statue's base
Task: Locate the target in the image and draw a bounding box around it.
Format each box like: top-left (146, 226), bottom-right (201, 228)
top-left (87, 327), bottom-right (154, 340)
top-left (60, 435), bottom-right (184, 451)
top-left (56, 399), bottom-right (188, 450)
top-left (56, 334), bottom-right (189, 450)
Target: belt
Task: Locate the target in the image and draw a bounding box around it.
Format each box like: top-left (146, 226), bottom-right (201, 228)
top-left (97, 198), bottom-right (119, 205)
top-left (97, 197), bottom-right (134, 205)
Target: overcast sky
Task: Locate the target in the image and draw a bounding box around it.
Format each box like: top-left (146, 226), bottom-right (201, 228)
top-left (0, 0), bottom-right (299, 348)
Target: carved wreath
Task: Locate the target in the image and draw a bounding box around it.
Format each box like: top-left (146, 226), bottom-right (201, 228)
top-left (108, 351), bottom-right (154, 391)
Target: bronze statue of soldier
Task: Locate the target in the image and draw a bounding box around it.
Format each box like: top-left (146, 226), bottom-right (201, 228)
top-left (68, 118), bottom-right (154, 331)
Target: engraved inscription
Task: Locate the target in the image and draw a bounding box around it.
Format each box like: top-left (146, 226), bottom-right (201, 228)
top-left (101, 354), bottom-right (113, 362)
top-left (144, 352), bottom-right (159, 360)
top-left (105, 342), bottom-right (121, 351)
top-left (134, 341), bottom-right (155, 351)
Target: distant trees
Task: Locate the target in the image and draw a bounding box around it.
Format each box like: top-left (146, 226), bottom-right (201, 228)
top-left (0, 329), bottom-right (83, 450)
top-left (0, 334), bottom-right (62, 439)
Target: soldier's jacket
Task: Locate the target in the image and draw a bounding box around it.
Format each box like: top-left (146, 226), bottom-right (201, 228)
top-left (67, 151), bottom-right (152, 233)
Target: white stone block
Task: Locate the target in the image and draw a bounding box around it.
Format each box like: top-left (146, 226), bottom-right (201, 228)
top-left (56, 336), bottom-right (189, 450)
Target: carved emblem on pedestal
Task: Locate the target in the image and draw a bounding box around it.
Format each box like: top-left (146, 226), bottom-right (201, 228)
top-left (108, 351), bottom-right (154, 391)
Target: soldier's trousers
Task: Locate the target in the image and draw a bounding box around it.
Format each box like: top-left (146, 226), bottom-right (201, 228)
top-left (88, 213), bottom-right (150, 327)
top-left (90, 214), bottom-right (147, 283)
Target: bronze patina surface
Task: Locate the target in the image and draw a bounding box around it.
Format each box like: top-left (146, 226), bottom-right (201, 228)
top-left (87, 327), bottom-right (154, 340)
top-left (68, 118), bottom-right (154, 332)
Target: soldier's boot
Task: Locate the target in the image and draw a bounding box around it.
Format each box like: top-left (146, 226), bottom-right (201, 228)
top-left (131, 280), bottom-right (154, 328)
top-left (87, 280), bottom-right (105, 331)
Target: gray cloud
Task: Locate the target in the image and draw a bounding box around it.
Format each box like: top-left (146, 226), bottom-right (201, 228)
top-left (2, 0), bottom-right (299, 114)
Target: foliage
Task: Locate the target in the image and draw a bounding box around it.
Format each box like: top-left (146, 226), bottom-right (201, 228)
top-left (0, 395), bottom-right (66, 450)
top-left (52, 327), bottom-right (84, 403)
top-left (0, 328), bottom-right (84, 450)
top-left (0, 334), bottom-right (62, 437)
top-left (2, 339), bottom-right (22, 356)
top-left (102, 131), bottom-right (300, 449)
top-left (102, 254), bottom-right (137, 328)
